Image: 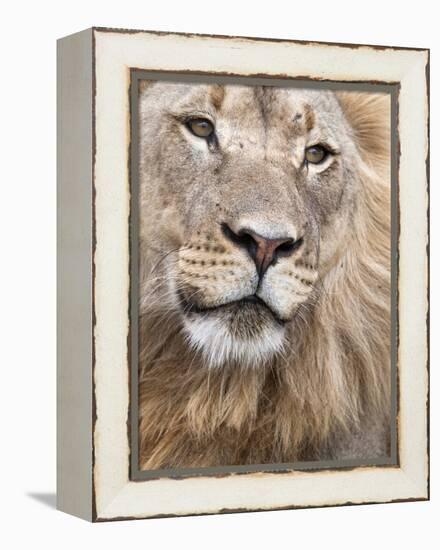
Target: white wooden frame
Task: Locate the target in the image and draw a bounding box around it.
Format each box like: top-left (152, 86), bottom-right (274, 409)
top-left (57, 27), bottom-right (429, 522)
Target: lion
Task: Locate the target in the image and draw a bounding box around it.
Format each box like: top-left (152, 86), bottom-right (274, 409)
top-left (137, 81), bottom-right (391, 470)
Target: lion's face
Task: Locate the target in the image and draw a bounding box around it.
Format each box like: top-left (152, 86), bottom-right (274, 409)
top-left (139, 83), bottom-right (362, 367)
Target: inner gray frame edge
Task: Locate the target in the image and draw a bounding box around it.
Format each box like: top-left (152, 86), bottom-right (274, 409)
top-left (130, 70), bottom-right (399, 481)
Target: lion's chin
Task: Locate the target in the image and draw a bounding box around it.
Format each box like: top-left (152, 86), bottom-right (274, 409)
top-left (182, 301), bottom-right (286, 369)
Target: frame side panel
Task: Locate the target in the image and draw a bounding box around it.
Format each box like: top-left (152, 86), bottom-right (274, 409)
top-left (57, 28), bottom-right (93, 521)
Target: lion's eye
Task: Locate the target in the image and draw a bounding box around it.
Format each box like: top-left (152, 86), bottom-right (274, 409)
top-left (186, 118), bottom-right (215, 138)
top-left (305, 145), bottom-right (328, 164)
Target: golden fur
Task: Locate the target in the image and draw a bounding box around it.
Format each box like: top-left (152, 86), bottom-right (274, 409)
top-left (137, 84), bottom-right (391, 469)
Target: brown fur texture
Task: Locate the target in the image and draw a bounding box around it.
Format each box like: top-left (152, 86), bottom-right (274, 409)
top-left (137, 83), bottom-right (391, 469)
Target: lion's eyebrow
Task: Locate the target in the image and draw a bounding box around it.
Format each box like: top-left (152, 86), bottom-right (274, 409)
top-left (303, 104), bottom-right (316, 132)
top-left (208, 84), bottom-right (225, 111)
top-left (292, 106), bottom-right (316, 136)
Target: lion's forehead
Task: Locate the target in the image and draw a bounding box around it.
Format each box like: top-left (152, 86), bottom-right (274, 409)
top-left (219, 86), bottom-right (332, 119)
top-left (163, 83), bottom-right (340, 136)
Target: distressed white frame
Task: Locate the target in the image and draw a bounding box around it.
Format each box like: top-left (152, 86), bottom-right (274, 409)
top-left (63, 28), bottom-right (429, 521)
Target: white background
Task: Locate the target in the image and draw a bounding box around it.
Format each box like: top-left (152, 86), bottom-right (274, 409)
top-left (0, 1), bottom-right (437, 548)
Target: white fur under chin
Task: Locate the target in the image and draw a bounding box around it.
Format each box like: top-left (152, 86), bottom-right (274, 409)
top-left (183, 314), bottom-right (286, 369)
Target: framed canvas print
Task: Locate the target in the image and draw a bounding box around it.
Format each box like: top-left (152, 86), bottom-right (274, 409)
top-left (57, 27), bottom-right (429, 522)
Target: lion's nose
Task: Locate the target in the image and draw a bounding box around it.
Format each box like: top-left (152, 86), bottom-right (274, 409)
top-left (221, 223), bottom-right (303, 277)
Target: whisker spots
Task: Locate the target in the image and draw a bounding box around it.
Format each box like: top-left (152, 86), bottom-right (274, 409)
top-left (294, 259), bottom-right (316, 271)
top-left (282, 270), bottom-right (315, 287)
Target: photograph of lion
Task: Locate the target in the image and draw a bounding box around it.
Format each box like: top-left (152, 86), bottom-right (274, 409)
top-left (136, 79), bottom-right (392, 471)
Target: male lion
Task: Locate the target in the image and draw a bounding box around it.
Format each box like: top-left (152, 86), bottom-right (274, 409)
top-left (137, 81), bottom-right (391, 470)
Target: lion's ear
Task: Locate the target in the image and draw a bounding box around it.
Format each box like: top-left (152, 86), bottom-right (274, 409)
top-left (336, 91), bottom-right (391, 166)
top-left (138, 79), bottom-right (156, 95)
